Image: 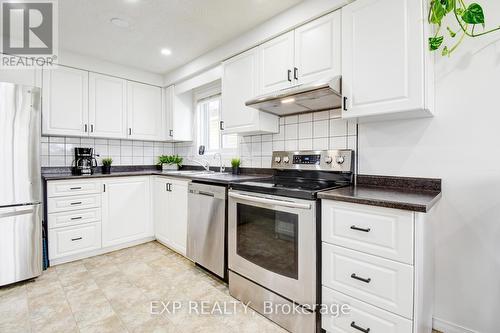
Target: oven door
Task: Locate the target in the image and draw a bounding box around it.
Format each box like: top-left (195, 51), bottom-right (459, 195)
top-left (228, 190), bottom-right (316, 306)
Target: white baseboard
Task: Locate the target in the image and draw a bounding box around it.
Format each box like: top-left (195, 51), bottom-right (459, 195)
top-left (433, 317), bottom-right (479, 333)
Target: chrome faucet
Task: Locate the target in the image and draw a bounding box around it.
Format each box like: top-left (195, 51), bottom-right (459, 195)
top-left (189, 157), bottom-right (211, 171)
top-left (213, 153), bottom-right (225, 173)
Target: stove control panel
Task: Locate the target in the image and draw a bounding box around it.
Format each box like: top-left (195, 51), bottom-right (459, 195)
top-left (271, 150), bottom-right (354, 172)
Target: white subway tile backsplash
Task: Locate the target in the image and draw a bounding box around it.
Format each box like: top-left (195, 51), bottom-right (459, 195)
top-left (273, 125), bottom-right (285, 141)
top-left (285, 140), bottom-right (298, 150)
top-left (285, 124), bottom-right (298, 140)
top-left (298, 122), bottom-right (313, 139)
top-left (329, 137), bottom-right (347, 149)
top-left (262, 141), bottom-right (273, 155)
top-left (313, 137), bottom-right (329, 150)
top-left (49, 143), bottom-right (65, 156)
top-left (251, 142), bottom-right (262, 157)
top-left (261, 134), bottom-right (273, 142)
top-left (298, 139), bottom-right (313, 150)
top-left (41, 136), bottom-right (177, 167)
top-left (330, 119), bottom-right (347, 137)
top-left (272, 140), bottom-right (285, 151)
top-left (313, 120), bottom-right (329, 138)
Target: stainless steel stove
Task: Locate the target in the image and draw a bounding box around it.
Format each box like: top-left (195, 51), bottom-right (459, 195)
top-left (228, 150), bottom-right (354, 333)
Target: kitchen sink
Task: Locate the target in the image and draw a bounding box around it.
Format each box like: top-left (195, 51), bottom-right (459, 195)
top-left (159, 170), bottom-right (215, 176)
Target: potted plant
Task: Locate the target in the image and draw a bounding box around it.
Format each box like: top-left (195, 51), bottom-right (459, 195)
top-left (231, 158), bottom-right (241, 175)
top-left (101, 158), bottom-right (113, 174)
top-left (158, 155), bottom-right (183, 171)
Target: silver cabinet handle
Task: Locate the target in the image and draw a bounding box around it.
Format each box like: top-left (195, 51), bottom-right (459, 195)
top-left (228, 192), bottom-right (311, 210)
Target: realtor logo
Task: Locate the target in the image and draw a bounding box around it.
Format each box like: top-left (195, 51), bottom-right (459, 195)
top-left (0, 0), bottom-right (58, 68)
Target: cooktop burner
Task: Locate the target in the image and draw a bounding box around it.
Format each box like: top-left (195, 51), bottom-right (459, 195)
top-left (231, 176), bottom-right (350, 200)
top-left (230, 150), bottom-right (354, 200)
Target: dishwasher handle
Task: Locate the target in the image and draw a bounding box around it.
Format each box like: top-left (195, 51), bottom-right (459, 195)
top-left (229, 192), bottom-right (311, 210)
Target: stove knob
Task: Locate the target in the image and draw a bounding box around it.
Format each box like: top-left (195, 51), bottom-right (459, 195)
top-left (325, 156), bottom-right (333, 164)
top-left (274, 156), bottom-right (281, 163)
top-left (283, 156), bottom-right (290, 164)
top-left (336, 156), bottom-right (345, 164)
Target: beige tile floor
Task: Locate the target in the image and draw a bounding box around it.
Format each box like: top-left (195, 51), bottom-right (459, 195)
top-left (0, 241), bottom-right (287, 333)
top-left (0, 241), bottom-right (444, 333)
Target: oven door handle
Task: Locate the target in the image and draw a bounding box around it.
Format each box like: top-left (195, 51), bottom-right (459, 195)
top-left (229, 192), bottom-right (311, 210)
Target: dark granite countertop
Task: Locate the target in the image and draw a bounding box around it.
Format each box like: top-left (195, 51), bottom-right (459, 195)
top-left (42, 169), bottom-right (273, 185)
top-left (318, 175), bottom-right (442, 213)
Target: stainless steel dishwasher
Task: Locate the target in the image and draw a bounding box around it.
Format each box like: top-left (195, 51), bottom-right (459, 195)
top-left (187, 183), bottom-right (226, 279)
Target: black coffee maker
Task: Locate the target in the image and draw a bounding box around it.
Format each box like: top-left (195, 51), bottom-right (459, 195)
top-left (72, 147), bottom-right (98, 175)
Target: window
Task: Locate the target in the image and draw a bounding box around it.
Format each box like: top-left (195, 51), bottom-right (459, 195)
top-left (197, 94), bottom-right (237, 153)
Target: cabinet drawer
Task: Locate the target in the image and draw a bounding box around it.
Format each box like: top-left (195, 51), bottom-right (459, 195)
top-left (48, 194), bottom-right (101, 213)
top-left (322, 287), bottom-right (412, 333)
top-left (47, 179), bottom-right (102, 198)
top-left (48, 222), bottom-right (101, 260)
top-left (48, 208), bottom-right (101, 229)
top-left (322, 243), bottom-right (413, 319)
top-left (322, 200), bottom-right (414, 264)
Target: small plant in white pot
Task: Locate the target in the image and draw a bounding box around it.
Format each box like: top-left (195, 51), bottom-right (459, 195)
top-left (158, 155), bottom-right (183, 171)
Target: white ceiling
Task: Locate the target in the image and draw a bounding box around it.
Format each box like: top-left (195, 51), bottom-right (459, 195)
top-left (59, 0), bottom-right (303, 74)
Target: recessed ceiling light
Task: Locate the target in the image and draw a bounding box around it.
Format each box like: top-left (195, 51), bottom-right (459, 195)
top-left (161, 48), bottom-right (172, 56)
top-left (110, 17), bottom-right (130, 28)
top-left (281, 97), bottom-right (296, 104)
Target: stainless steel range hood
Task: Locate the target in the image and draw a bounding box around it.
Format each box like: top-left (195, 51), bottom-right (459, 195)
top-left (245, 76), bottom-right (342, 116)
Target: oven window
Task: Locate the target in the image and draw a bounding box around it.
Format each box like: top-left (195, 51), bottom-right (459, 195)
top-left (236, 203), bottom-right (298, 279)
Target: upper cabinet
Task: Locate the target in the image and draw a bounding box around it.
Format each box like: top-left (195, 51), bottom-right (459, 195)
top-left (221, 48), bottom-right (279, 135)
top-left (42, 66), bottom-right (88, 137)
top-left (294, 11), bottom-right (341, 84)
top-left (88, 73), bottom-right (127, 139)
top-left (259, 31), bottom-right (295, 94)
top-left (258, 11), bottom-right (341, 94)
top-left (42, 66), bottom-right (169, 141)
top-left (127, 82), bottom-right (164, 141)
top-left (164, 85), bottom-right (193, 142)
top-left (341, 0), bottom-right (433, 119)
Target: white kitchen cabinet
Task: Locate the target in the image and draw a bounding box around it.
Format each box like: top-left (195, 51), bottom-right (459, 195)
top-left (42, 66), bottom-right (89, 136)
top-left (127, 82), bottom-right (164, 141)
top-left (221, 48), bottom-right (279, 135)
top-left (153, 177), bottom-right (188, 255)
top-left (341, 0), bottom-right (433, 120)
top-left (258, 31), bottom-right (295, 94)
top-left (89, 73), bottom-right (127, 139)
top-left (294, 11), bottom-right (341, 84)
top-left (102, 177), bottom-right (153, 247)
top-left (164, 86), bottom-right (193, 141)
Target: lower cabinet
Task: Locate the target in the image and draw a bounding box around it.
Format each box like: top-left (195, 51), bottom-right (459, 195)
top-left (153, 177), bottom-right (189, 255)
top-left (321, 200), bottom-right (434, 333)
top-left (102, 177), bottom-right (154, 247)
top-left (46, 175), bottom-right (187, 265)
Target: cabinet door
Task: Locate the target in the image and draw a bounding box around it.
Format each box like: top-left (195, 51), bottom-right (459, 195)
top-left (294, 11), bottom-right (341, 85)
top-left (222, 48), bottom-right (261, 133)
top-left (153, 177), bottom-right (169, 244)
top-left (258, 31), bottom-right (294, 94)
top-left (88, 73), bottom-right (127, 139)
top-left (165, 179), bottom-right (188, 255)
top-left (102, 177), bottom-right (153, 247)
top-left (127, 82), bottom-right (164, 141)
top-left (42, 66), bottom-right (88, 136)
top-left (164, 86), bottom-right (193, 142)
top-left (342, 0), bottom-right (425, 118)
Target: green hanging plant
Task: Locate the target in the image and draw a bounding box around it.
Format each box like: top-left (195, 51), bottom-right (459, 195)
top-left (428, 0), bottom-right (500, 56)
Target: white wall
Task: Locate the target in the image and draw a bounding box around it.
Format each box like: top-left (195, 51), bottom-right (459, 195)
top-left (357, 3), bottom-right (500, 332)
